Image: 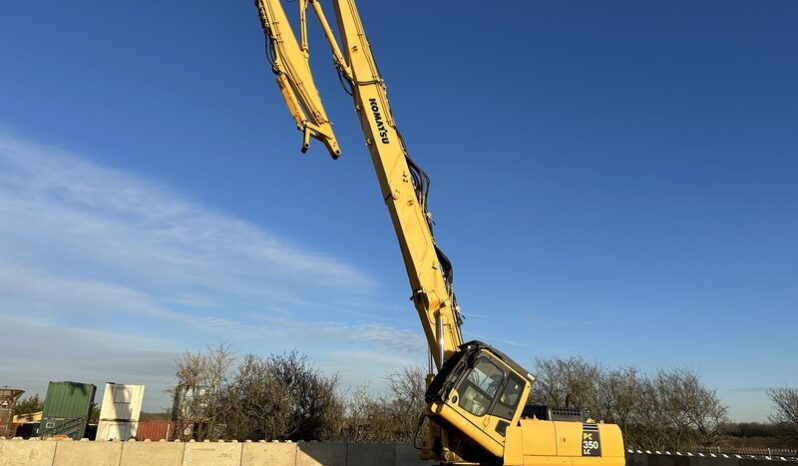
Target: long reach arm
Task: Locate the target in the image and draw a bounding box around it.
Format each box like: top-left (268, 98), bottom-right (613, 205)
top-left (255, 0), bottom-right (463, 369)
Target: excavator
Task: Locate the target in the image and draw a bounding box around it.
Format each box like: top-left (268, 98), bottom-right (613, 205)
top-left (253, 1), bottom-right (626, 465)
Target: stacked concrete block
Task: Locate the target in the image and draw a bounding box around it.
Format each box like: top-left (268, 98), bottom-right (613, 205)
top-left (0, 439), bottom-right (57, 466)
top-left (241, 440), bottom-right (297, 466)
top-left (52, 439), bottom-right (123, 466)
top-left (119, 440), bottom-right (184, 466)
top-left (296, 441), bottom-right (346, 466)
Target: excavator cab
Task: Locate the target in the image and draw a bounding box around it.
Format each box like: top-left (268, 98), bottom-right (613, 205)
top-left (424, 341), bottom-right (626, 466)
top-left (425, 341), bottom-right (534, 461)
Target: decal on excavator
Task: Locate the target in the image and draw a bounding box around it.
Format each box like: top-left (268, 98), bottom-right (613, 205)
top-left (582, 424), bottom-right (602, 456)
top-left (368, 98), bottom-right (390, 144)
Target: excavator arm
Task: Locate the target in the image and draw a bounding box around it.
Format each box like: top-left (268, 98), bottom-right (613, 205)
top-left (255, 0), bottom-right (340, 156)
top-left (255, 0), bottom-right (463, 369)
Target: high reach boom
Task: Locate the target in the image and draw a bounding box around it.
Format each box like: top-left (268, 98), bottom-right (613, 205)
top-left (255, 0), bottom-right (463, 369)
top-left (254, 2), bottom-right (625, 465)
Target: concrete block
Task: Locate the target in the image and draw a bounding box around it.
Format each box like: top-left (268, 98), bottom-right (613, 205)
top-left (346, 443), bottom-right (395, 466)
top-left (695, 457), bottom-right (738, 466)
top-left (296, 441), bottom-right (346, 466)
top-left (53, 440), bottom-right (123, 466)
top-left (626, 452), bottom-right (649, 466)
top-left (0, 439), bottom-right (57, 466)
top-left (242, 441), bottom-right (297, 466)
top-left (120, 440), bottom-right (184, 466)
top-left (395, 444), bottom-right (436, 466)
top-left (708, 456), bottom-right (748, 466)
top-left (182, 441), bottom-right (242, 466)
top-left (647, 454), bottom-right (690, 466)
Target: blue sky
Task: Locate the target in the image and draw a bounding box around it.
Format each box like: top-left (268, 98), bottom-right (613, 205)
top-left (1, 1), bottom-right (795, 420)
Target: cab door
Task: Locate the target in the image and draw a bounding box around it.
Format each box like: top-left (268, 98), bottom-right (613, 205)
top-left (445, 355), bottom-right (528, 451)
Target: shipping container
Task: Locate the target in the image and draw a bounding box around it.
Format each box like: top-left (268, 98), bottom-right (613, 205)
top-left (135, 420), bottom-right (175, 441)
top-left (39, 381), bottom-right (96, 440)
top-left (173, 385), bottom-right (211, 420)
top-left (98, 383), bottom-right (144, 422)
top-left (95, 383), bottom-right (145, 441)
top-left (41, 382), bottom-right (96, 418)
top-left (96, 420), bottom-right (138, 441)
top-left (39, 418), bottom-right (87, 439)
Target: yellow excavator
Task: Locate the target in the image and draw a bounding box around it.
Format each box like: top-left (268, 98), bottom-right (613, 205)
top-left (253, 1), bottom-right (626, 465)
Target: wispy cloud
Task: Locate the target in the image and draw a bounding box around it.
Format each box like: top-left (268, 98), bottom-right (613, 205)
top-left (0, 316), bottom-right (181, 411)
top-left (727, 387), bottom-right (773, 393)
top-left (0, 135), bottom-right (374, 302)
top-left (0, 133), bottom-right (423, 409)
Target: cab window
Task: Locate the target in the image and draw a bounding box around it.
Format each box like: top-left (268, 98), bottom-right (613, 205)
top-left (490, 372), bottom-right (525, 419)
top-left (457, 358), bottom-right (504, 416)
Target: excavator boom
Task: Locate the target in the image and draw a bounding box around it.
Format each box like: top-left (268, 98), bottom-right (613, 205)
top-left (255, 0), bottom-right (463, 369)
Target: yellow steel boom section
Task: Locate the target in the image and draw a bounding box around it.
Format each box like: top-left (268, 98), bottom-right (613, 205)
top-left (255, 0), bottom-right (340, 157)
top-left (255, 0), bottom-right (463, 368)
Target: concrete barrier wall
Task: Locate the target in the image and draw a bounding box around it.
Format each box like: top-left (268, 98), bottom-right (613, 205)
top-left (0, 439), bottom-right (435, 466)
top-left (2, 441), bottom-right (794, 466)
top-left (625, 452), bottom-right (793, 466)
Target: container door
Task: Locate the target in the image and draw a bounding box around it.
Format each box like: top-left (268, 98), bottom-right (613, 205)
top-left (113, 386), bottom-right (133, 419)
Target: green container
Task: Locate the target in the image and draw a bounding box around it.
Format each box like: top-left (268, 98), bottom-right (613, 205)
top-left (39, 381), bottom-right (96, 439)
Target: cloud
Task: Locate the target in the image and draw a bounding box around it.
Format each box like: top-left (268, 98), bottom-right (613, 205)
top-left (0, 134), bottom-right (374, 303)
top-left (0, 264), bottom-right (170, 317)
top-left (0, 133), bottom-right (426, 410)
top-left (0, 133), bottom-right (377, 318)
top-left (727, 387), bottom-right (773, 393)
top-left (0, 316), bottom-right (180, 411)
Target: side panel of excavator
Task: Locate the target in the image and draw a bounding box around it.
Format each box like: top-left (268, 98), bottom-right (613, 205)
top-left (504, 420), bottom-right (625, 466)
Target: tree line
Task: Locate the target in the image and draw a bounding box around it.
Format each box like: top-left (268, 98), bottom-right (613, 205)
top-left (163, 344), bottom-right (798, 450)
top-left (11, 346), bottom-right (795, 449)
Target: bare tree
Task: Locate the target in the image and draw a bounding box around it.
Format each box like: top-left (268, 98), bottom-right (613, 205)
top-left (630, 369), bottom-right (727, 450)
top-left (171, 342), bottom-right (235, 441)
top-left (651, 369), bottom-right (696, 450)
top-left (678, 370), bottom-right (728, 447)
top-left (633, 377), bottom-right (672, 450)
top-left (530, 356), bottom-right (727, 450)
top-left (530, 356), bottom-right (604, 417)
top-left (222, 351), bottom-right (343, 441)
top-left (385, 366), bottom-right (427, 441)
top-left (344, 386), bottom-right (396, 442)
top-left (768, 387), bottom-right (798, 447)
top-left (595, 367), bottom-right (646, 444)
top-left (342, 366), bottom-right (427, 443)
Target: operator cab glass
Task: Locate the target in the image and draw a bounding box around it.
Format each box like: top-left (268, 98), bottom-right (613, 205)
top-left (458, 358), bottom-right (506, 416)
